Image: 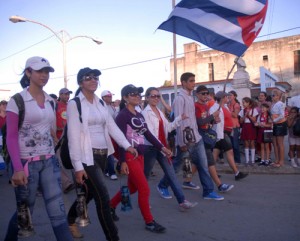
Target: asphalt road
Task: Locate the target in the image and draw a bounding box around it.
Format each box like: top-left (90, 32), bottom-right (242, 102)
top-left (0, 163), bottom-right (299, 241)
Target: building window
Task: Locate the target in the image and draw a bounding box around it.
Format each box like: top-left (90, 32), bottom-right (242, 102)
top-left (208, 63), bottom-right (214, 82)
top-left (294, 50), bottom-right (300, 75)
top-left (263, 55), bottom-right (268, 61)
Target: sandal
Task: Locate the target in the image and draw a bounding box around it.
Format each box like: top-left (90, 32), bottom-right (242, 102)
top-left (271, 163), bottom-right (281, 168)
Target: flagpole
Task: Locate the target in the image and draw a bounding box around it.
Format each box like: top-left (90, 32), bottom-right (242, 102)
top-left (172, 0), bottom-right (178, 98)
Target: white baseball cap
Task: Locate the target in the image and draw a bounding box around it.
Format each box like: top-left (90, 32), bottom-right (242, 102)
top-left (101, 90), bottom-right (114, 97)
top-left (25, 56), bottom-right (55, 72)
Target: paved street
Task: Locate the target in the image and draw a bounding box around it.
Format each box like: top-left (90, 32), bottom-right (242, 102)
top-left (0, 161), bottom-right (299, 241)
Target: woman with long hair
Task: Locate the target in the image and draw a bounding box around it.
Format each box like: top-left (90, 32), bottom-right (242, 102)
top-left (271, 90), bottom-right (287, 167)
top-left (110, 84), bottom-right (172, 233)
top-left (142, 87), bottom-right (197, 210)
top-left (4, 56), bottom-right (73, 241)
top-left (66, 68), bottom-right (137, 241)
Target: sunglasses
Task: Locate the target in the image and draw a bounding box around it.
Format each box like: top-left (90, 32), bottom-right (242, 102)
top-left (149, 94), bottom-right (161, 99)
top-left (128, 92), bottom-right (141, 97)
top-left (83, 76), bottom-right (99, 81)
top-left (198, 92), bottom-right (209, 96)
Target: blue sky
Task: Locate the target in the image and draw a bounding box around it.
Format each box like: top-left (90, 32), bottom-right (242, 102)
top-left (0, 0), bottom-right (299, 99)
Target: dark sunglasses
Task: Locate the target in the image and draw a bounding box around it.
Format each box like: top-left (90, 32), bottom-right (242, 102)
top-left (198, 92), bottom-right (209, 96)
top-left (83, 76), bottom-right (99, 81)
top-left (149, 94), bottom-right (161, 99)
top-left (128, 92), bottom-right (141, 97)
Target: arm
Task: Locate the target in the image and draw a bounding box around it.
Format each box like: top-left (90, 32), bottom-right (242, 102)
top-left (273, 102), bottom-right (285, 123)
top-left (67, 100), bottom-right (84, 172)
top-left (115, 111), bottom-right (128, 163)
top-left (231, 103), bottom-right (240, 118)
top-left (173, 96), bottom-right (186, 147)
top-left (160, 95), bottom-right (171, 113)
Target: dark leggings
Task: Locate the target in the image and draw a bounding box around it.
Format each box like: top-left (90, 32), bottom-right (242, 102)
top-left (67, 153), bottom-right (119, 241)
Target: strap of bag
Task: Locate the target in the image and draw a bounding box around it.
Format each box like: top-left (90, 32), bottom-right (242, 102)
top-left (12, 93), bottom-right (25, 129)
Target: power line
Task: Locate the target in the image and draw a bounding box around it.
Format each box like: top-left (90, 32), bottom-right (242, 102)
top-left (0, 34), bottom-right (56, 63)
top-left (0, 27), bottom-right (299, 85)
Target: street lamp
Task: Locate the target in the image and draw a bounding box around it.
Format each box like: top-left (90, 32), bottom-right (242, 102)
top-left (9, 15), bottom-right (102, 87)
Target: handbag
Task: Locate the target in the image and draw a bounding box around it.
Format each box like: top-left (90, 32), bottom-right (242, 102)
top-left (198, 128), bottom-right (217, 149)
top-left (263, 129), bottom-right (273, 143)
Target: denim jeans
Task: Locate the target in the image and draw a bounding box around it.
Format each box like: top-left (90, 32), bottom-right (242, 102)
top-left (160, 139), bottom-right (214, 197)
top-left (230, 128), bottom-right (241, 163)
top-left (5, 156), bottom-right (73, 241)
top-left (105, 154), bottom-right (116, 176)
top-left (144, 146), bottom-right (185, 204)
top-left (68, 153), bottom-right (119, 241)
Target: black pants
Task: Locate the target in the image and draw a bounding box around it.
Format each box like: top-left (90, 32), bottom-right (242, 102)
top-left (68, 153), bottom-right (119, 241)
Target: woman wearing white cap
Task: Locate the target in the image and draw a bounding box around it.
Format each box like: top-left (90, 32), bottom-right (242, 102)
top-left (4, 56), bottom-right (73, 240)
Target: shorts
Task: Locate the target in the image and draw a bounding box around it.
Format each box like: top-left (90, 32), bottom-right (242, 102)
top-left (288, 136), bottom-right (300, 146)
top-left (205, 147), bottom-right (216, 167)
top-left (214, 133), bottom-right (232, 152)
top-left (273, 122), bottom-right (287, 136)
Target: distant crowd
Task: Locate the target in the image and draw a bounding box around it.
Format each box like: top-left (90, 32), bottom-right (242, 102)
top-left (1, 56), bottom-right (299, 241)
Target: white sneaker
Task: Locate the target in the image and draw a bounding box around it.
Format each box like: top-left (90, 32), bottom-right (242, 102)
top-left (291, 159), bottom-right (298, 168)
top-left (179, 200), bottom-right (198, 212)
top-left (110, 174), bottom-right (118, 180)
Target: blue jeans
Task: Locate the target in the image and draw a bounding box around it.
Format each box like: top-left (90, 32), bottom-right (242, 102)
top-left (5, 156), bottom-right (73, 241)
top-left (160, 139), bottom-right (214, 197)
top-left (230, 128), bottom-right (241, 163)
top-left (105, 154), bottom-right (116, 176)
top-left (144, 146), bottom-right (185, 204)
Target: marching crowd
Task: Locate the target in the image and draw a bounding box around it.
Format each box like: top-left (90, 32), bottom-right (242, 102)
top-left (0, 56), bottom-right (299, 241)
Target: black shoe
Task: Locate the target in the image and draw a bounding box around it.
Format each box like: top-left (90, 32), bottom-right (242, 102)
top-left (110, 207), bottom-right (119, 221)
top-left (255, 157), bottom-right (261, 163)
top-left (235, 172), bottom-right (248, 181)
top-left (145, 220), bottom-right (166, 233)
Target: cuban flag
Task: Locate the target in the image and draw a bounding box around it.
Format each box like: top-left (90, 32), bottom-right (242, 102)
top-left (158, 0), bottom-right (268, 56)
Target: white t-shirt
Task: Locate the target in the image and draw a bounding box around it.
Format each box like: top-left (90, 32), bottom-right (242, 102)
top-left (239, 108), bottom-right (258, 123)
top-left (6, 89), bottom-right (55, 158)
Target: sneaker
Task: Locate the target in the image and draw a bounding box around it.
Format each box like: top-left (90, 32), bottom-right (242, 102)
top-left (235, 172), bottom-right (249, 181)
top-left (145, 220), bottom-right (166, 233)
top-left (203, 192), bottom-right (224, 201)
top-left (291, 159), bottom-right (298, 168)
top-left (179, 200), bottom-right (198, 212)
top-left (218, 184), bottom-right (234, 193)
top-left (110, 207), bottom-right (119, 221)
top-left (105, 172), bottom-right (109, 177)
top-left (156, 186), bottom-right (172, 199)
top-left (258, 161), bottom-right (266, 166)
top-left (110, 174), bottom-right (118, 180)
top-left (182, 182), bottom-right (200, 190)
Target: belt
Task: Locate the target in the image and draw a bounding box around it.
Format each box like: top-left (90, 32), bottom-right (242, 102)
top-left (92, 148), bottom-right (108, 155)
top-left (25, 154), bottom-right (53, 162)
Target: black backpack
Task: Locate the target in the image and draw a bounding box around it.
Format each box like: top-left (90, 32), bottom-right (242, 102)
top-left (56, 97), bottom-right (104, 169)
top-left (1, 93), bottom-right (25, 165)
top-left (2, 94), bottom-right (54, 165)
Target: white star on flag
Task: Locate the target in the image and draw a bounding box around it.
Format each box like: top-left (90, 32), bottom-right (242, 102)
top-left (250, 18), bottom-right (264, 36)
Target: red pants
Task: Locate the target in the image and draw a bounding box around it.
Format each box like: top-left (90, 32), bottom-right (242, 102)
top-left (110, 154), bottom-right (153, 223)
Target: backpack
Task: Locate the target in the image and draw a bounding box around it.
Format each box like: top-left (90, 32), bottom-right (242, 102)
top-left (293, 118), bottom-right (300, 137)
top-left (56, 97), bottom-right (104, 169)
top-left (1, 93), bottom-right (25, 165)
top-left (1, 94), bottom-right (54, 165)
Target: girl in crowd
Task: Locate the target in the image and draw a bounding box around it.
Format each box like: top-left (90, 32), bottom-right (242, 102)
top-left (239, 97), bottom-right (259, 165)
top-left (110, 84), bottom-right (172, 233)
top-left (142, 87), bottom-right (197, 210)
top-left (66, 68), bottom-right (137, 241)
top-left (4, 56), bottom-right (73, 241)
top-left (270, 90), bottom-right (287, 167)
top-left (287, 107), bottom-right (300, 167)
top-left (255, 103), bottom-right (272, 166)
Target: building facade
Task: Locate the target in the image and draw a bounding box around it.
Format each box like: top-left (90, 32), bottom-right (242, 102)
top-left (169, 34), bottom-right (300, 96)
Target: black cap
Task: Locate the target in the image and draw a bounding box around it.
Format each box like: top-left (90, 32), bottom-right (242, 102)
top-left (121, 84), bottom-right (144, 97)
top-left (77, 67), bottom-right (101, 84)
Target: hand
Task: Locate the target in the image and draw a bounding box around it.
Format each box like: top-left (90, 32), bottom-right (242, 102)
top-left (126, 146), bottom-right (138, 159)
top-left (121, 162), bottom-right (129, 175)
top-left (75, 170), bottom-right (88, 185)
top-left (11, 171), bottom-right (27, 186)
top-left (213, 110), bottom-right (220, 118)
top-left (162, 147), bottom-right (173, 157)
top-left (254, 122), bottom-right (259, 127)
